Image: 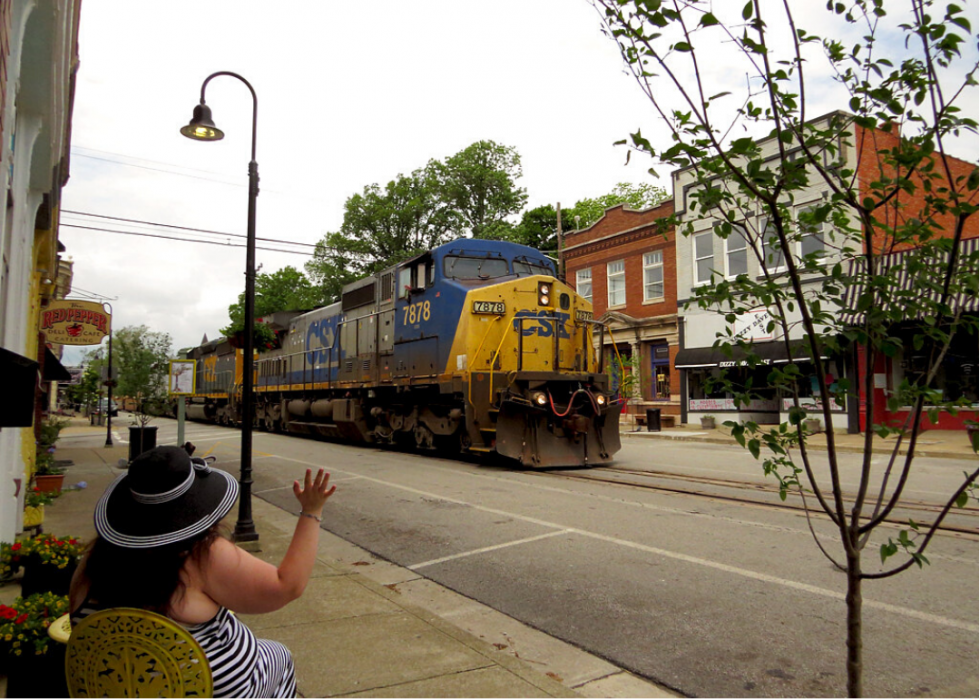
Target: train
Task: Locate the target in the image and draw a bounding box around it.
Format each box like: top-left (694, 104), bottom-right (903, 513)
top-left (183, 238), bottom-right (621, 467)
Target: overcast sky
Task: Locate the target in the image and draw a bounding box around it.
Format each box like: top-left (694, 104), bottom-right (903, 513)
top-left (58, 0), bottom-right (978, 365)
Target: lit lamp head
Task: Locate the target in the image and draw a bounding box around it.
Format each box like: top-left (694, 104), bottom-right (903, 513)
top-left (180, 102), bottom-right (224, 141)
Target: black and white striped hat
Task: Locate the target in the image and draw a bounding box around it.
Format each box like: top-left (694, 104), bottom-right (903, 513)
top-left (95, 446), bottom-right (238, 549)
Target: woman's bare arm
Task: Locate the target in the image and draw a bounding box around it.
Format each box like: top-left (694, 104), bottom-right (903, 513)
top-left (198, 469), bottom-right (336, 614)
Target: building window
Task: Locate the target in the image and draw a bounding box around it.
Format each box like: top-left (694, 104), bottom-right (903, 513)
top-left (576, 268), bottom-right (592, 303)
top-left (726, 231), bottom-right (748, 277)
top-left (643, 251), bottom-right (664, 301)
top-left (607, 260), bottom-right (626, 306)
top-left (694, 232), bottom-right (714, 284)
top-left (798, 205), bottom-right (828, 259)
top-left (760, 215), bottom-right (786, 272)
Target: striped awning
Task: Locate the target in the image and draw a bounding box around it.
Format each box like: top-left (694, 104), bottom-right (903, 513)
top-left (840, 237), bottom-right (978, 325)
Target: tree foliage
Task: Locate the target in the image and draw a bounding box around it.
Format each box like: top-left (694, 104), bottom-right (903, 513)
top-left (567, 182), bottom-right (669, 229)
top-left (595, 0), bottom-right (978, 695)
top-left (223, 266), bottom-right (326, 345)
top-left (113, 325), bottom-right (173, 427)
top-left (306, 141), bottom-right (527, 301)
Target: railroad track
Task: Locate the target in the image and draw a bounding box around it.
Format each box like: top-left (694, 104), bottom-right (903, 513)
top-left (538, 465), bottom-right (979, 536)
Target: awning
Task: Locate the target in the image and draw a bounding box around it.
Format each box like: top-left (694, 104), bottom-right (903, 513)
top-left (43, 346), bottom-right (72, 382)
top-left (675, 339), bottom-right (827, 369)
top-left (0, 347), bottom-right (39, 427)
top-left (840, 237), bottom-right (978, 324)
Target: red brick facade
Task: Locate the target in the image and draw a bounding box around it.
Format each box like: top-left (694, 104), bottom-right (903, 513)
top-left (856, 125), bottom-right (979, 253)
top-left (563, 201), bottom-right (681, 417)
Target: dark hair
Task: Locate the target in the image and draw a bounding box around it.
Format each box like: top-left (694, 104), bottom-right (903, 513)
top-left (76, 523), bottom-right (225, 614)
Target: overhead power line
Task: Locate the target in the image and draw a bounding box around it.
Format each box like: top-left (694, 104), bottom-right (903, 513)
top-left (60, 223), bottom-right (315, 257)
top-left (62, 209), bottom-right (320, 249)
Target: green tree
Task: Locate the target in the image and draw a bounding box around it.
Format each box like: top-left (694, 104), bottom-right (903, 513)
top-left (436, 140), bottom-right (528, 238)
top-left (567, 182), bottom-right (668, 229)
top-left (508, 204), bottom-right (563, 251)
top-left (223, 266), bottom-right (325, 344)
top-left (113, 325), bottom-right (173, 427)
top-left (596, 1), bottom-right (978, 696)
top-left (306, 165), bottom-right (461, 300)
top-left (65, 364), bottom-right (102, 414)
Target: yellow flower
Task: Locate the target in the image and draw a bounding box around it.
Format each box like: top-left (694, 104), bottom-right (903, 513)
top-left (14, 649), bottom-right (21, 655)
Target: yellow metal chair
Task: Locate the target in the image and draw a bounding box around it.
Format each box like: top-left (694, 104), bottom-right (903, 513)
top-left (54, 608), bottom-right (212, 697)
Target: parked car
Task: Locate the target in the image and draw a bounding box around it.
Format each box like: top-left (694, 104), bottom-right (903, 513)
top-left (95, 399), bottom-right (119, 417)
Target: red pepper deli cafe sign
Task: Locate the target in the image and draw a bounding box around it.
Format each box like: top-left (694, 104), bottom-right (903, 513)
top-left (41, 300), bottom-right (111, 346)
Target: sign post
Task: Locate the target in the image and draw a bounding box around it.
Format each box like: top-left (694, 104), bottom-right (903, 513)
top-left (168, 360), bottom-right (196, 448)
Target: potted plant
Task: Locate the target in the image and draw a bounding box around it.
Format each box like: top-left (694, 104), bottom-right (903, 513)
top-left (16, 534), bottom-right (85, 597)
top-left (0, 592), bottom-right (70, 696)
top-left (700, 415), bottom-right (716, 429)
top-left (0, 542), bottom-right (22, 582)
top-left (34, 416), bottom-right (69, 492)
top-left (22, 488), bottom-right (55, 530)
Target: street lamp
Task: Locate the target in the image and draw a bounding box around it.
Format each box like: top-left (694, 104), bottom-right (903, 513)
top-left (180, 71), bottom-right (259, 543)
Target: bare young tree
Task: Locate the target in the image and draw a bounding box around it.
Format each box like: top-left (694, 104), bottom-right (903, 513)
top-left (593, 0), bottom-right (978, 695)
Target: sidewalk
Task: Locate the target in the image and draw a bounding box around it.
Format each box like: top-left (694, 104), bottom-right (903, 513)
top-left (1, 419), bottom-right (675, 698)
top-left (621, 422), bottom-right (977, 460)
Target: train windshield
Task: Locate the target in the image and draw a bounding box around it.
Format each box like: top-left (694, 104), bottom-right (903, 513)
top-left (513, 257), bottom-right (555, 277)
top-left (444, 255), bottom-right (511, 280)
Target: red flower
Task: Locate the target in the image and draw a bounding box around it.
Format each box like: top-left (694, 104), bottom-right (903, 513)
top-left (11, 543), bottom-right (21, 552)
top-left (15, 613), bottom-right (28, 624)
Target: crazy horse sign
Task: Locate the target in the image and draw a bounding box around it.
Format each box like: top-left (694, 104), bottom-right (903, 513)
top-left (40, 299), bottom-right (111, 346)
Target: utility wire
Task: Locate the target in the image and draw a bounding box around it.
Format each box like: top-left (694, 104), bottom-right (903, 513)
top-left (60, 223), bottom-right (315, 257)
top-left (62, 209), bottom-right (320, 249)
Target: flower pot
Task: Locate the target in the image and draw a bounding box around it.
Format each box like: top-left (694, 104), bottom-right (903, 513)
top-left (804, 417), bottom-right (822, 434)
top-left (3, 643), bottom-right (68, 698)
top-left (23, 505), bottom-right (44, 529)
top-left (700, 416), bottom-right (716, 429)
top-left (20, 556), bottom-right (77, 597)
top-left (33, 474), bottom-right (64, 494)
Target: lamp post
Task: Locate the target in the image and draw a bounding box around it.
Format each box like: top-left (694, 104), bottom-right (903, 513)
top-left (104, 301), bottom-right (114, 447)
top-left (180, 71), bottom-right (259, 543)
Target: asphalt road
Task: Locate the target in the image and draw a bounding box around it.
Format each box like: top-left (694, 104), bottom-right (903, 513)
top-left (146, 418), bottom-right (979, 697)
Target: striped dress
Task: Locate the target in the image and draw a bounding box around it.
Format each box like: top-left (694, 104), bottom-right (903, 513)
top-left (72, 604), bottom-right (296, 698)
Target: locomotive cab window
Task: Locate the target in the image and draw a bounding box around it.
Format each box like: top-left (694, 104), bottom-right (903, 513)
top-left (399, 257), bottom-right (433, 299)
top-left (444, 255), bottom-right (510, 280)
top-left (513, 256), bottom-right (555, 278)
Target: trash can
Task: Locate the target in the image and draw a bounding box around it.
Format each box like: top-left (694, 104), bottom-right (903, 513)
top-left (128, 425), bottom-right (158, 463)
top-left (90, 412), bottom-right (104, 426)
top-left (645, 408), bottom-right (662, 432)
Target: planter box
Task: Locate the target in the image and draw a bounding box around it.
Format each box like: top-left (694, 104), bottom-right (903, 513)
top-left (3, 643), bottom-right (68, 697)
top-left (20, 556), bottom-right (77, 597)
top-left (33, 474), bottom-right (64, 494)
top-left (23, 505), bottom-right (44, 529)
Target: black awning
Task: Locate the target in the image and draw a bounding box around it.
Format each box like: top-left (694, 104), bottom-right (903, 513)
top-left (0, 347), bottom-right (38, 427)
top-left (675, 339), bottom-right (826, 369)
top-left (43, 347), bottom-right (72, 382)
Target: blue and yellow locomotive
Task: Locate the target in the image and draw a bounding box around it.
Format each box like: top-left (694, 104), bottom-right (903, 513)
top-left (185, 239), bottom-right (621, 467)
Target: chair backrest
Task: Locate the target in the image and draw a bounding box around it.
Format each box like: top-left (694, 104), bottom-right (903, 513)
top-left (66, 607), bottom-right (212, 698)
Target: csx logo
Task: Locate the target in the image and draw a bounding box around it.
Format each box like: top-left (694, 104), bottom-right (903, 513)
top-left (513, 310), bottom-right (570, 338)
top-left (306, 318), bottom-right (337, 364)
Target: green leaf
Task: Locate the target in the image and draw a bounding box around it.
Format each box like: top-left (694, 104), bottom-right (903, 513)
top-left (748, 439), bottom-right (761, 460)
top-left (742, 1), bottom-right (753, 20)
top-left (880, 541), bottom-right (897, 563)
top-left (700, 12), bottom-right (719, 27)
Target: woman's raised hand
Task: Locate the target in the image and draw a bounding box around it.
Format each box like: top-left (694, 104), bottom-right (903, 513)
top-left (292, 468), bottom-right (337, 519)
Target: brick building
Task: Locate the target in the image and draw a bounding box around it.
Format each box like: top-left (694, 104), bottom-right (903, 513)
top-left (562, 200), bottom-right (680, 426)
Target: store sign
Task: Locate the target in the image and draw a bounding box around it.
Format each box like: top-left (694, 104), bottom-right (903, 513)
top-left (40, 300), bottom-right (111, 346)
top-left (733, 307), bottom-right (774, 341)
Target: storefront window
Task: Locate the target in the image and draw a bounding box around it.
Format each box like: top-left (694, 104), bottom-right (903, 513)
top-left (892, 327), bottom-right (979, 405)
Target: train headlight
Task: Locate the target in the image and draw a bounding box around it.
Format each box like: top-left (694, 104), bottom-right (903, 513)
top-left (595, 393), bottom-right (607, 406)
top-left (538, 282), bottom-right (552, 306)
top-left (532, 391), bottom-right (548, 406)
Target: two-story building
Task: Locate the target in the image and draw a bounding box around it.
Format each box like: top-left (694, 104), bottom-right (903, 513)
top-left (562, 200), bottom-right (680, 426)
top-left (670, 111), bottom-right (977, 432)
